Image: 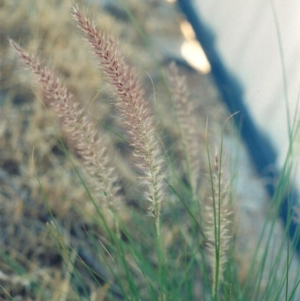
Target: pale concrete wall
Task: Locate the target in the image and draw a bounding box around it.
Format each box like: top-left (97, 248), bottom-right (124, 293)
top-left (191, 0), bottom-right (300, 184)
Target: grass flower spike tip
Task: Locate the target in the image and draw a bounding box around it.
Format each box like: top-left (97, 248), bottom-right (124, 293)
top-left (9, 39), bottom-right (121, 213)
top-left (168, 62), bottom-right (201, 195)
top-left (71, 5), bottom-right (165, 221)
top-left (205, 149), bottom-right (232, 297)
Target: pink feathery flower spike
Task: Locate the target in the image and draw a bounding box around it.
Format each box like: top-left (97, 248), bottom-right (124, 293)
top-left (71, 5), bottom-right (165, 220)
top-left (9, 39), bottom-right (121, 212)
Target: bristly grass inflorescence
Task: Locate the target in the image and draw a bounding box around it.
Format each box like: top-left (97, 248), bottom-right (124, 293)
top-left (9, 39), bottom-right (121, 216)
top-left (205, 148), bottom-right (232, 298)
top-left (168, 62), bottom-right (201, 196)
top-left (71, 5), bottom-right (166, 226)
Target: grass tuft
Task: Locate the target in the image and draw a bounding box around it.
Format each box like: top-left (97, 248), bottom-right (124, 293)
top-left (3, 1), bottom-right (300, 300)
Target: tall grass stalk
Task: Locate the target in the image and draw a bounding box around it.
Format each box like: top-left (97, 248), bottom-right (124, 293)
top-left (71, 6), bottom-right (168, 298)
top-left (71, 4), bottom-right (165, 237)
top-left (205, 127), bottom-right (233, 300)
